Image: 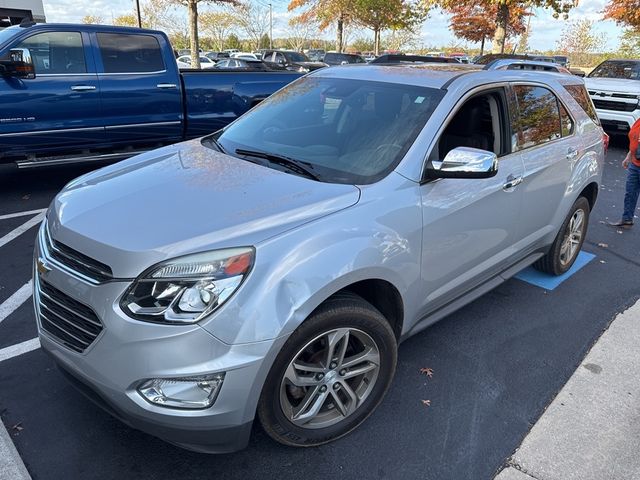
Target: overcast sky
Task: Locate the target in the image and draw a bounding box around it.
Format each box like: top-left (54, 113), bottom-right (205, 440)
top-left (42, 0), bottom-right (623, 51)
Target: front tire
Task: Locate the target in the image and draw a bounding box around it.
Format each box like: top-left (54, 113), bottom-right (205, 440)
top-left (257, 292), bottom-right (397, 447)
top-left (534, 196), bottom-right (590, 276)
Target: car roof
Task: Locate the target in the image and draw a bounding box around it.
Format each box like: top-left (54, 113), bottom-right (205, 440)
top-left (309, 63), bottom-right (582, 90)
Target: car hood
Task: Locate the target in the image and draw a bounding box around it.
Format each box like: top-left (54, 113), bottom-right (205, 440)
top-left (48, 140), bottom-right (360, 278)
top-left (584, 77), bottom-right (640, 93)
top-left (296, 61), bottom-right (327, 70)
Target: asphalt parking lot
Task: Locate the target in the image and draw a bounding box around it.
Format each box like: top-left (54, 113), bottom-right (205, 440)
top-left (0, 138), bottom-right (639, 480)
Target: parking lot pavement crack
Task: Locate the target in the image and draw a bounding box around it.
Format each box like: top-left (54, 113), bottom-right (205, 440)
top-left (505, 459), bottom-right (545, 480)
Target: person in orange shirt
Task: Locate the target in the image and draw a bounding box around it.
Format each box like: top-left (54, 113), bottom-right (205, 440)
top-left (610, 118), bottom-right (640, 227)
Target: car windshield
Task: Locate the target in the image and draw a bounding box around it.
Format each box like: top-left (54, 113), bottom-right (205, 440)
top-left (212, 76), bottom-right (444, 184)
top-left (287, 52), bottom-right (309, 62)
top-left (589, 61), bottom-right (640, 80)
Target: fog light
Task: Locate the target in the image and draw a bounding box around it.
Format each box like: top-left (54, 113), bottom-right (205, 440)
top-left (137, 373), bottom-right (225, 409)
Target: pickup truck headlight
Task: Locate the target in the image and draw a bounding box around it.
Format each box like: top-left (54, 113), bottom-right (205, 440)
top-left (120, 248), bottom-right (254, 324)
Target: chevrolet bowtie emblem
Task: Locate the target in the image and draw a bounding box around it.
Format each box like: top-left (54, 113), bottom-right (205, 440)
top-left (37, 257), bottom-right (51, 275)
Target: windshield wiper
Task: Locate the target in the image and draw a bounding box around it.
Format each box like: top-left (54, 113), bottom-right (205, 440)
top-left (235, 149), bottom-right (320, 181)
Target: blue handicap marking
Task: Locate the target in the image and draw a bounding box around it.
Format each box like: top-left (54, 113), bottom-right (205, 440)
top-left (514, 251), bottom-right (596, 290)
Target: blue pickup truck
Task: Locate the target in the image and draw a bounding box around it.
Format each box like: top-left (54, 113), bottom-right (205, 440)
top-left (0, 23), bottom-right (301, 167)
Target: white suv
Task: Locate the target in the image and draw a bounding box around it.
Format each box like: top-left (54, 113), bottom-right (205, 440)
top-left (585, 59), bottom-right (640, 133)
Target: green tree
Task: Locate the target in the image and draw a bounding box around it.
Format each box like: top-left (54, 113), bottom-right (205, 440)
top-left (234, 2), bottom-right (271, 51)
top-left (556, 19), bottom-right (605, 67)
top-left (226, 33), bottom-right (241, 50)
top-left (288, 0), bottom-right (356, 53)
top-left (350, 36), bottom-right (375, 52)
top-left (353, 0), bottom-right (427, 55)
top-left (618, 30), bottom-right (640, 58)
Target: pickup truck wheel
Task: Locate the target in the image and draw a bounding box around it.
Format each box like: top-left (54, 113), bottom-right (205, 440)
top-left (534, 196), bottom-right (590, 276)
top-left (257, 292), bottom-right (397, 447)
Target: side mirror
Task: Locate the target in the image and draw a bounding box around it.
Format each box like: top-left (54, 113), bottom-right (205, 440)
top-left (426, 147), bottom-right (498, 179)
top-left (0, 48), bottom-right (35, 79)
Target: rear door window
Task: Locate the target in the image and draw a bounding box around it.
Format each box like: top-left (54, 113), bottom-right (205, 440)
top-left (563, 84), bottom-right (600, 125)
top-left (13, 31), bottom-right (86, 74)
top-left (513, 85), bottom-right (562, 149)
top-left (97, 33), bottom-right (164, 73)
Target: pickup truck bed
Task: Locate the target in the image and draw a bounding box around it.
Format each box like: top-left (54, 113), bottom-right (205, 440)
top-left (0, 23), bottom-right (301, 167)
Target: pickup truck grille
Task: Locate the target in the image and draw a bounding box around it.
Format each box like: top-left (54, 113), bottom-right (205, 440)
top-left (37, 278), bottom-right (103, 353)
top-left (592, 99), bottom-right (637, 112)
top-left (44, 224), bottom-right (113, 283)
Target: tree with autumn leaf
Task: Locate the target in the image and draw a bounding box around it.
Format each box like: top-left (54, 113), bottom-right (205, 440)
top-left (447, 3), bottom-right (527, 56)
top-left (353, 0), bottom-right (428, 55)
top-left (288, 0), bottom-right (356, 53)
top-left (425, 0), bottom-right (577, 54)
top-left (604, 0), bottom-right (640, 31)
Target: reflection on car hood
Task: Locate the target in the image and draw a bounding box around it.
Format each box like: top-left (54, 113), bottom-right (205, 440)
top-left (49, 140), bottom-right (360, 277)
top-left (585, 77), bottom-right (640, 93)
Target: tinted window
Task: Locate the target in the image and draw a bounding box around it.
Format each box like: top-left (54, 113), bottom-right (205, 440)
top-left (214, 78), bottom-right (445, 184)
top-left (286, 52), bottom-right (310, 62)
top-left (514, 86), bottom-right (561, 148)
top-left (564, 84), bottom-right (600, 124)
top-left (97, 33), bottom-right (164, 73)
top-left (589, 60), bottom-right (640, 80)
top-left (13, 31), bottom-right (85, 74)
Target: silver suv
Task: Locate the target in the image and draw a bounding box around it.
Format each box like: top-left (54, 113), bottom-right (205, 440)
top-left (34, 64), bottom-right (605, 453)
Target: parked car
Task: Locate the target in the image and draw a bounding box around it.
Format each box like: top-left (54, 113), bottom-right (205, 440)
top-left (215, 58), bottom-right (280, 71)
top-left (553, 55), bottom-right (570, 68)
top-left (306, 48), bottom-right (326, 62)
top-left (0, 24), bottom-right (302, 167)
top-left (484, 58), bottom-right (572, 74)
top-left (370, 54), bottom-right (459, 64)
top-left (35, 63), bottom-right (604, 453)
top-left (204, 51), bottom-right (228, 62)
top-left (262, 49), bottom-right (327, 72)
top-left (323, 52), bottom-right (367, 65)
top-left (585, 59), bottom-right (640, 133)
top-left (176, 55), bottom-right (217, 69)
top-left (231, 52), bottom-right (259, 61)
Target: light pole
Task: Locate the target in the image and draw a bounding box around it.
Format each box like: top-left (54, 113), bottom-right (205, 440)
top-left (269, 3), bottom-right (273, 49)
top-left (135, 0), bottom-right (142, 27)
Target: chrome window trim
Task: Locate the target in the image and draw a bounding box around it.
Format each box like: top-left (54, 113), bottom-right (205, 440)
top-left (0, 126), bottom-right (104, 137)
top-left (37, 73), bottom-right (96, 77)
top-left (98, 70), bottom-right (168, 76)
top-left (105, 121), bottom-right (181, 130)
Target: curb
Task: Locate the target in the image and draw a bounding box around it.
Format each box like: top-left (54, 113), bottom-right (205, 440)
top-left (0, 419), bottom-right (30, 480)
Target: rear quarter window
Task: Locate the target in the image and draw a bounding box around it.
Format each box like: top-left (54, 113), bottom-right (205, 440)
top-left (97, 33), bottom-right (164, 73)
top-left (563, 84), bottom-right (600, 125)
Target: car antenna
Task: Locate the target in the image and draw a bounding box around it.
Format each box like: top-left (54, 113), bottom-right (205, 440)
top-left (19, 18), bottom-right (36, 28)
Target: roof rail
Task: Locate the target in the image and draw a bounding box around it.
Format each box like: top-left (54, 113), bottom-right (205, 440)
top-left (370, 54), bottom-right (459, 65)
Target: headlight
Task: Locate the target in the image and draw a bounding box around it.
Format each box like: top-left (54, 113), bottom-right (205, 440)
top-left (120, 247), bottom-right (254, 324)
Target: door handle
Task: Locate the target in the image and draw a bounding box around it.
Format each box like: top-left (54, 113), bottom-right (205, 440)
top-left (157, 83), bottom-right (177, 89)
top-left (70, 85), bottom-right (96, 91)
top-left (566, 148), bottom-right (579, 160)
top-left (503, 175), bottom-right (523, 191)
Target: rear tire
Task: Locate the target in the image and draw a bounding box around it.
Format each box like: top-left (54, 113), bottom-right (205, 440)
top-left (534, 196), bottom-right (590, 276)
top-left (257, 292), bottom-right (397, 447)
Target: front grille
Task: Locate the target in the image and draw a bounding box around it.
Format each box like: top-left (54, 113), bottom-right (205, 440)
top-left (44, 225), bottom-right (113, 283)
top-left (592, 99), bottom-right (637, 112)
top-left (37, 278), bottom-right (103, 353)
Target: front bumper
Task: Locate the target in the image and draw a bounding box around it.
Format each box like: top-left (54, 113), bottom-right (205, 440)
top-left (34, 223), bottom-right (284, 453)
top-left (595, 109), bottom-right (640, 132)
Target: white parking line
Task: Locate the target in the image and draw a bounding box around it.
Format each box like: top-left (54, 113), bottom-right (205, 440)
top-left (0, 212), bottom-right (45, 250)
top-left (0, 338), bottom-right (40, 363)
top-left (0, 281), bottom-right (33, 326)
top-left (0, 208), bottom-right (46, 222)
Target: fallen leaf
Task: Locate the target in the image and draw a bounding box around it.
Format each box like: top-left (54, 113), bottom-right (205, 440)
top-left (597, 243), bottom-right (609, 248)
top-left (11, 423), bottom-right (23, 432)
top-left (420, 367), bottom-right (434, 378)
top-left (617, 230), bottom-right (624, 234)
top-left (599, 260), bottom-right (606, 264)
top-left (421, 399), bottom-right (431, 407)
top-left (22, 195), bottom-right (30, 200)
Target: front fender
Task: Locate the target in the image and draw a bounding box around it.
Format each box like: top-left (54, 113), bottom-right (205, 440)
top-left (199, 173), bottom-right (424, 345)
